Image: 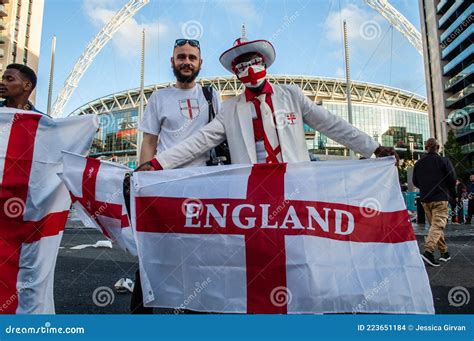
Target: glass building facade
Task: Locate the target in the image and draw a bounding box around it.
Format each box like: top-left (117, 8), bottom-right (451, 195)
top-left (89, 99), bottom-right (429, 166)
top-left (304, 102), bottom-right (429, 156)
top-left (74, 76), bottom-right (428, 166)
top-left (420, 0), bottom-right (473, 169)
top-left (91, 109), bottom-right (139, 168)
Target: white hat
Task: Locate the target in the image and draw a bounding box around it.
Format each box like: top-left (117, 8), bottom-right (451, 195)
top-left (219, 37), bottom-right (276, 73)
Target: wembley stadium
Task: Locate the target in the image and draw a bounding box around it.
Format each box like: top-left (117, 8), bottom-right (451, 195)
top-left (70, 75), bottom-right (429, 169)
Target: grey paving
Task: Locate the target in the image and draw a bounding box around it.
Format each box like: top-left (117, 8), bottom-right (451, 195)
top-left (54, 221), bottom-right (474, 314)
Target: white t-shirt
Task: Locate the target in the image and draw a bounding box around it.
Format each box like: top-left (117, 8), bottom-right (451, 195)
top-left (250, 106), bottom-right (267, 163)
top-left (138, 84), bottom-right (221, 168)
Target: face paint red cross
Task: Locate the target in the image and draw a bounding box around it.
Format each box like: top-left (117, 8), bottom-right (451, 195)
top-left (0, 114), bottom-right (68, 314)
top-left (239, 66), bottom-right (266, 85)
top-left (70, 158), bottom-right (129, 238)
top-left (135, 163), bottom-right (414, 313)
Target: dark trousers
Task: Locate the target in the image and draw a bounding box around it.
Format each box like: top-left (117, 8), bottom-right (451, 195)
top-left (449, 200), bottom-right (464, 223)
top-left (130, 269), bottom-right (153, 314)
top-left (466, 200), bottom-right (474, 224)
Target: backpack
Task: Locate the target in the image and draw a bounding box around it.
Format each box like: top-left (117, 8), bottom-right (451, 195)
top-left (202, 86), bottom-right (232, 166)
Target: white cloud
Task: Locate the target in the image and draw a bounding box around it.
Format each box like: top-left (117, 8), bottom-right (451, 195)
top-left (324, 3), bottom-right (385, 45)
top-left (218, 0), bottom-right (259, 22)
top-left (83, 0), bottom-right (168, 58)
top-left (335, 67), bottom-right (345, 78)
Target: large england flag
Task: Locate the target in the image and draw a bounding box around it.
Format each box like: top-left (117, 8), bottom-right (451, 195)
top-left (131, 157), bottom-right (434, 314)
top-left (0, 108), bottom-right (97, 314)
top-left (60, 152), bottom-right (136, 256)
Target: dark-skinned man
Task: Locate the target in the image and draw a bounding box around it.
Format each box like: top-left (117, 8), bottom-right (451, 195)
top-left (0, 63), bottom-right (45, 115)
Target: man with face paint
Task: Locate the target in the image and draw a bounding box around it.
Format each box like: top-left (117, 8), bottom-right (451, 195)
top-left (138, 39), bottom-right (221, 171)
top-left (139, 36), bottom-right (397, 170)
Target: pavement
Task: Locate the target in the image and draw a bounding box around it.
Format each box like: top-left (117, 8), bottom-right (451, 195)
top-left (54, 220), bottom-right (474, 314)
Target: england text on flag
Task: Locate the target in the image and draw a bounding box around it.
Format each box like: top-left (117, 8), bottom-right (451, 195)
top-left (0, 109), bottom-right (97, 314)
top-left (60, 152), bottom-right (136, 256)
top-left (131, 158), bottom-right (434, 314)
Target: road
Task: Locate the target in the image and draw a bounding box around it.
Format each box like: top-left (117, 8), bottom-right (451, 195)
top-left (54, 221), bottom-right (474, 314)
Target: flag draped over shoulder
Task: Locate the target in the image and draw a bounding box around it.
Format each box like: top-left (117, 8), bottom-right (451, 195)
top-left (0, 109), bottom-right (97, 314)
top-left (131, 157), bottom-right (434, 314)
top-left (60, 151), bottom-right (136, 256)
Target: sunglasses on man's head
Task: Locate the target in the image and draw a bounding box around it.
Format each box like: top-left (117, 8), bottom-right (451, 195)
top-left (174, 39), bottom-right (200, 49)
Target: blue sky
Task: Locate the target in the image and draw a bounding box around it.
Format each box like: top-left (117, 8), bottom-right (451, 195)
top-left (36, 0), bottom-right (426, 115)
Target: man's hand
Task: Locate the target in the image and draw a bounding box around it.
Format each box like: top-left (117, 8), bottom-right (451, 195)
top-left (135, 158), bottom-right (163, 172)
top-left (374, 146), bottom-right (400, 165)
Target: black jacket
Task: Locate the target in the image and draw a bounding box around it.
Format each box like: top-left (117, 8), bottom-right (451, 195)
top-left (413, 152), bottom-right (456, 203)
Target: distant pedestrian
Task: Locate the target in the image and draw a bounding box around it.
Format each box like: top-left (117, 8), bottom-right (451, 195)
top-left (466, 175), bottom-right (474, 224)
top-left (413, 138), bottom-right (456, 267)
top-left (454, 178), bottom-right (467, 224)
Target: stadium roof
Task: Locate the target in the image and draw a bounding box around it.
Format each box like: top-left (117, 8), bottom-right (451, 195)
top-left (70, 75), bottom-right (428, 116)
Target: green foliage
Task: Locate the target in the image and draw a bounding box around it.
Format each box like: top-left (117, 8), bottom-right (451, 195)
top-left (398, 159), bottom-right (415, 184)
top-left (444, 130), bottom-right (469, 179)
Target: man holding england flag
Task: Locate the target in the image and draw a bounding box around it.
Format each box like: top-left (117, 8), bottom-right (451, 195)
top-left (0, 63), bottom-right (98, 314)
top-left (138, 36), bottom-right (398, 170)
top-left (126, 37), bottom-right (437, 316)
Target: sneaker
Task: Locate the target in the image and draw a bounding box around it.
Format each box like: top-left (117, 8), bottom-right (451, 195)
top-left (421, 251), bottom-right (440, 267)
top-left (439, 252), bottom-right (451, 262)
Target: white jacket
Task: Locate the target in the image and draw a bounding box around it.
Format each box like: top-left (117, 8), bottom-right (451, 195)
top-left (156, 84), bottom-right (379, 169)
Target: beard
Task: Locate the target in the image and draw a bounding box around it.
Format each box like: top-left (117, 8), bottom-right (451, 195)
top-left (172, 63), bottom-right (201, 83)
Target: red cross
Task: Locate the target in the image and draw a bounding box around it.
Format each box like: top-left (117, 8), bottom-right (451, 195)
top-left (70, 157), bottom-right (129, 238)
top-left (0, 114), bottom-right (68, 314)
top-left (239, 66), bottom-right (267, 85)
top-left (135, 163), bottom-right (414, 313)
top-left (286, 113), bottom-right (297, 125)
top-left (180, 99), bottom-right (199, 119)
top-left (251, 96), bottom-right (282, 164)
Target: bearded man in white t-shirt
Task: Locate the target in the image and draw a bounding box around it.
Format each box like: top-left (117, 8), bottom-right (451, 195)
top-left (138, 38), bottom-right (221, 169)
top-left (132, 39), bottom-right (221, 313)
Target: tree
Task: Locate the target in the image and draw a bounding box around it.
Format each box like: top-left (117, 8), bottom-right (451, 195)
top-left (398, 159), bottom-right (415, 184)
top-left (444, 129), bottom-right (470, 180)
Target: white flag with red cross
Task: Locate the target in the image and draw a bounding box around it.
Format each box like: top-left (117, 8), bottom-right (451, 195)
top-left (0, 108), bottom-right (97, 314)
top-left (131, 157), bottom-right (434, 314)
top-left (60, 151), bottom-right (136, 256)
